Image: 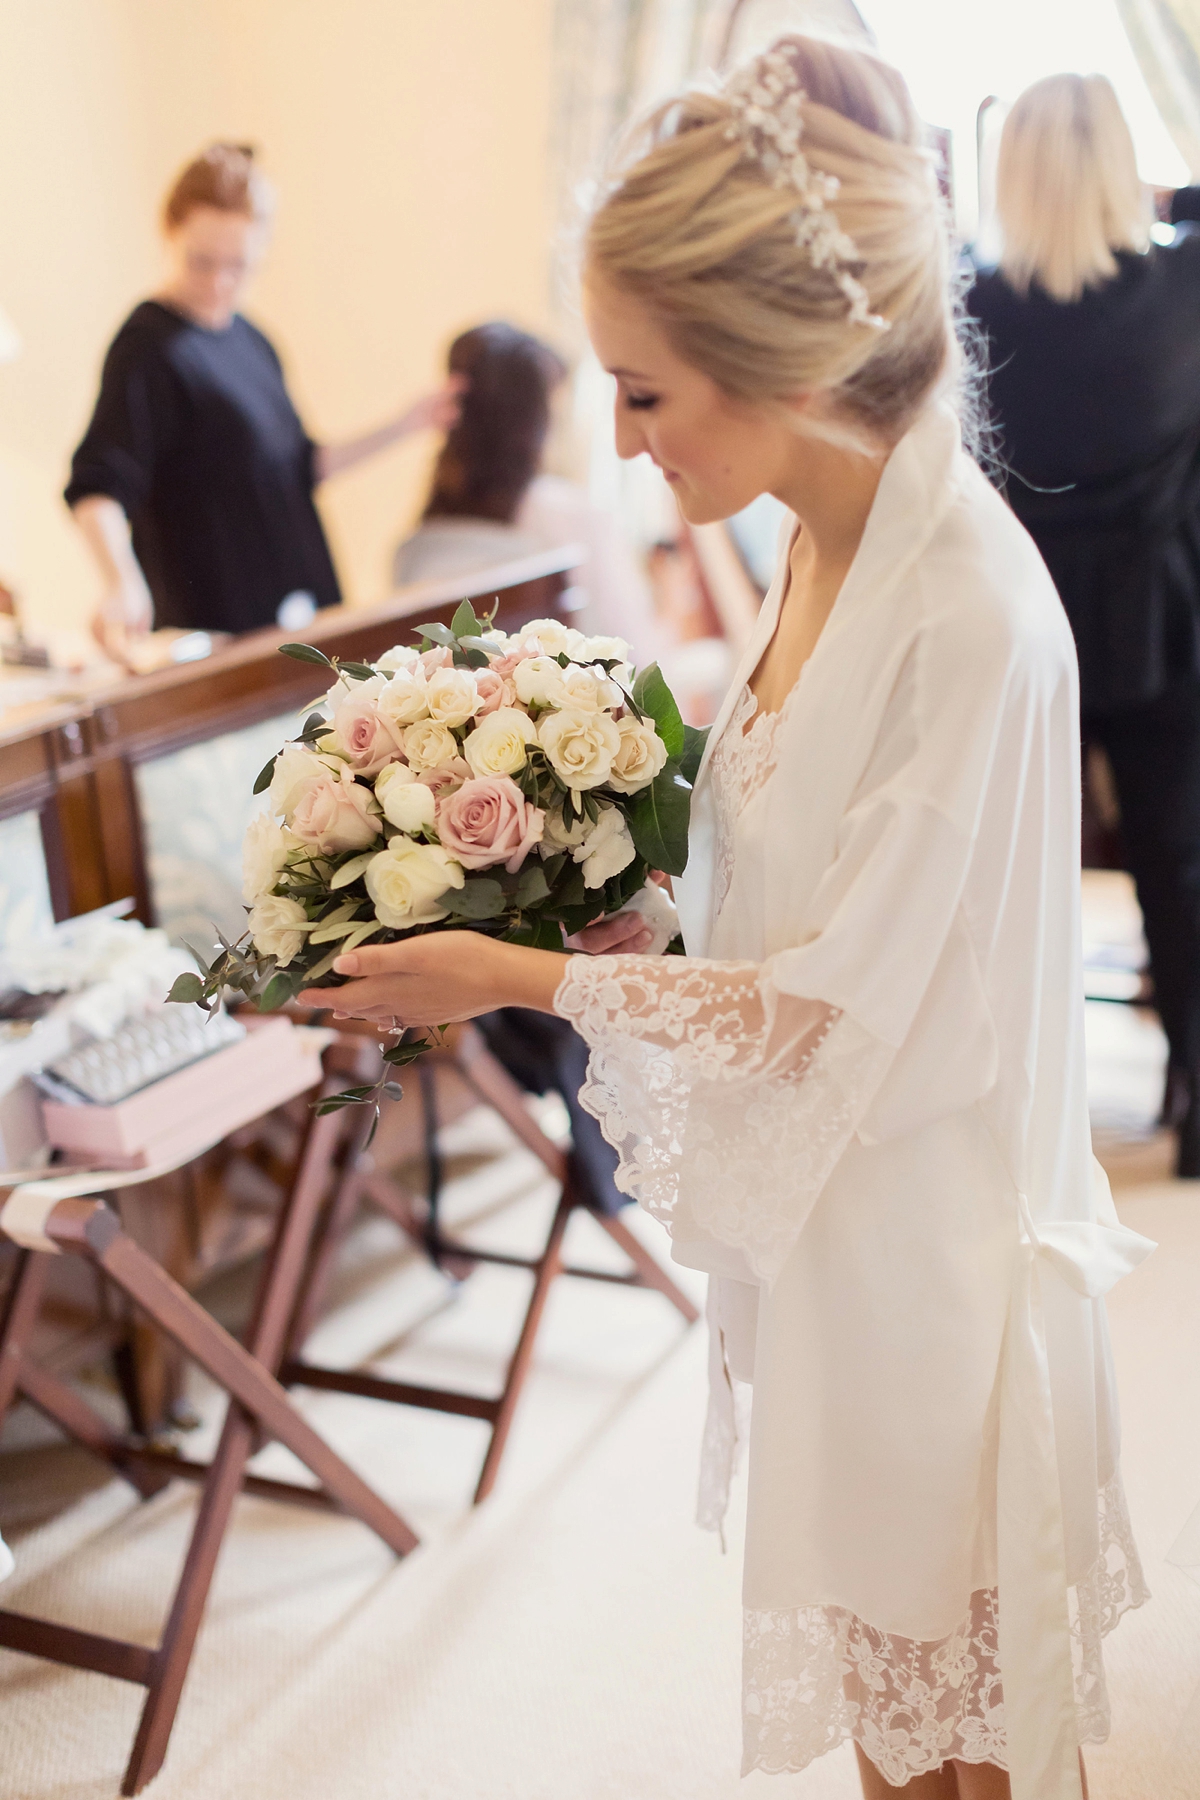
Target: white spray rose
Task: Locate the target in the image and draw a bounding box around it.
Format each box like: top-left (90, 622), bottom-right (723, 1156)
top-left (377, 665), bottom-right (431, 731)
top-left (606, 715), bottom-right (669, 794)
top-left (365, 840), bottom-right (464, 928)
top-left (269, 744), bottom-right (331, 821)
top-left (424, 666), bottom-right (482, 728)
top-left (248, 895), bottom-right (309, 966)
top-left (538, 707), bottom-right (621, 790)
top-left (573, 805), bottom-right (637, 889)
top-left (462, 707), bottom-right (539, 778)
top-left (375, 762), bottom-right (437, 832)
top-left (540, 802), bottom-right (588, 854)
top-left (402, 718), bottom-right (461, 772)
top-left (242, 814), bottom-right (299, 903)
top-left (512, 656), bottom-right (565, 709)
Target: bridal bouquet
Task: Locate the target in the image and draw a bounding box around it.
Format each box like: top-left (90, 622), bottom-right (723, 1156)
top-left (169, 601), bottom-right (702, 1117)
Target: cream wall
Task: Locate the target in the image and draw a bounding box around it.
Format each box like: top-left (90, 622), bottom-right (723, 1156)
top-left (0, 0), bottom-right (557, 635)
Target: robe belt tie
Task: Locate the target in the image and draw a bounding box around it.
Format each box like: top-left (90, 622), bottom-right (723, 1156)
top-left (997, 1183), bottom-right (1154, 1800)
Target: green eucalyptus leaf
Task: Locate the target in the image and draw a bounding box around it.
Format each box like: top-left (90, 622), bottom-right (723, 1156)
top-left (331, 851), bottom-right (378, 890)
top-left (279, 642), bottom-right (333, 668)
top-left (632, 662), bottom-right (685, 759)
top-left (253, 756), bottom-right (277, 795)
top-left (451, 598), bottom-right (484, 638)
top-left (166, 972), bottom-right (206, 1006)
top-left (259, 971), bottom-right (297, 1011)
top-left (515, 863), bottom-right (550, 907)
top-left (337, 660), bottom-right (377, 682)
top-left (443, 878), bottom-right (506, 920)
top-left (415, 621), bottom-right (458, 649)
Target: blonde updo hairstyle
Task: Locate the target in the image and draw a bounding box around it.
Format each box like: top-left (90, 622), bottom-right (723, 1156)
top-left (586, 34), bottom-right (954, 447)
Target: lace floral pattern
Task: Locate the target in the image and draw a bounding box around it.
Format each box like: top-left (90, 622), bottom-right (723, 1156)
top-left (743, 1474), bottom-right (1149, 1780)
top-left (709, 685), bottom-right (791, 922)
top-left (555, 953), bottom-right (890, 1284)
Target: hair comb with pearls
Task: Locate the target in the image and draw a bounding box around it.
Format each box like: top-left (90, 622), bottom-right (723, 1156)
top-left (723, 47), bottom-right (889, 332)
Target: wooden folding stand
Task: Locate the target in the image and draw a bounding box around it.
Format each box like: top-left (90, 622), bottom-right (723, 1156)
top-left (0, 1071), bottom-right (417, 1797)
top-left (280, 1021), bottom-right (700, 1504)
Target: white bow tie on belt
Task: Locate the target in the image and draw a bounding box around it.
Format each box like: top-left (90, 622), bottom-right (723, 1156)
top-left (998, 1174), bottom-right (1155, 1800)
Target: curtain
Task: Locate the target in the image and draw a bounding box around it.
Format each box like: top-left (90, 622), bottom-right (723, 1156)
top-left (1117, 0), bottom-right (1200, 178)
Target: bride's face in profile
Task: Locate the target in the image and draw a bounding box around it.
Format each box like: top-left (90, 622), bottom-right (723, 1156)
top-left (584, 273), bottom-right (801, 525)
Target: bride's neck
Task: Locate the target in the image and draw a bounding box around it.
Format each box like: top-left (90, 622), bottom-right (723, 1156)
top-left (774, 421), bottom-right (891, 582)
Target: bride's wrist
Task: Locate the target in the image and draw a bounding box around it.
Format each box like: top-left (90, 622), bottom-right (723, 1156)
top-left (485, 939), bottom-right (571, 1015)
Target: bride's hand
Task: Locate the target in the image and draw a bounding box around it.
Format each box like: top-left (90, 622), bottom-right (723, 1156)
top-left (300, 932), bottom-right (568, 1027)
top-left (566, 912), bottom-right (656, 955)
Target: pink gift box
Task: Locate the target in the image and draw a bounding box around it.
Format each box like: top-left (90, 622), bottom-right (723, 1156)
top-left (40, 1017), bottom-right (325, 1170)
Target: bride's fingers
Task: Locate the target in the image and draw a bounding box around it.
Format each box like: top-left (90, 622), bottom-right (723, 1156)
top-left (566, 911), bottom-right (654, 954)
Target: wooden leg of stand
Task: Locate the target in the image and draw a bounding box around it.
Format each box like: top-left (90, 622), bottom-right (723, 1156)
top-left (284, 1103), bottom-right (379, 1358)
top-left (473, 1180), bottom-right (574, 1504)
top-left (593, 1210), bottom-right (700, 1324)
top-left (17, 1358), bottom-right (171, 1500)
top-left (0, 1249), bottom-right (49, 1418)
top-left (121, 1399), bottom-right (257, 1793)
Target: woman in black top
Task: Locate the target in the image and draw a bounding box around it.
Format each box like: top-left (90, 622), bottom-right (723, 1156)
top-left (67, 144), bottom-right (457, 648)
top-left (967, 74), bottom-right (1200, 1171)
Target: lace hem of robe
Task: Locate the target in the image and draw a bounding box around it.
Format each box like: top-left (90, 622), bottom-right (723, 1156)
top-left (553, 954), bottom-right (893, 1285)
top-left (742, 1471), bottom-right (1149, 1783)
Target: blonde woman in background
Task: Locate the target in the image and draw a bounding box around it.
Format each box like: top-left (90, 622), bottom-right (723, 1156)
top-left (967, 75), bottom-right (1200, 1174)
top-left (305, 37), bottom-right (1153, 1798)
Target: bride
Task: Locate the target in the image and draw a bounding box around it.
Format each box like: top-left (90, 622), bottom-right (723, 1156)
top-left (302, 35), bottom-right (1154, 1800)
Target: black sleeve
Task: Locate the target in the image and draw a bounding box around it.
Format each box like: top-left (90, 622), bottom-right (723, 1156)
top-left (64, 330), bottom-right (179, 514)
top-left (1170, 186), bottom-right (1200, 226)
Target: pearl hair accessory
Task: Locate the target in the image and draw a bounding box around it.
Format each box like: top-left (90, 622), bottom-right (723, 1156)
top-left (723, 47), bottom-right (890, 332)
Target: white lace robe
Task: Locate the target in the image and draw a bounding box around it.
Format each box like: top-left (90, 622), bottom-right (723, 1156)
top-left (554, 406), bottom-right (1154, 1800)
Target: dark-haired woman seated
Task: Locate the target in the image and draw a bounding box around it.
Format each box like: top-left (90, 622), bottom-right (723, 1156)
top-left (393, 320), bottom-right (658, 659)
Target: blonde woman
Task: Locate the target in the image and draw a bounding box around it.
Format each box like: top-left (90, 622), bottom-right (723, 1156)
top-left (967, 75), bottom-right (1200, 1174)
top-left (303, 37), bottom-right (1153, 1799)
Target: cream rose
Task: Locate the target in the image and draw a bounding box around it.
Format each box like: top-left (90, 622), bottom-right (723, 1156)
top-left (606, 715), bottom-right (669, 794)
top-left (290, 766), bottom-right (381, 855)
top-left (462, 707), bottom-right (539, 778)
top-left (424, 666), bottom-right (482, 728)
top-left (375, 762), bottom-right (438, 832)
top-left (517, 618), bottom-right (581, 658)
top-left (377, 666), bottom-right (431, 731)
top-left (242, 814), bottom-right (298, 903)
top-left (269, 744), bottom-right (331, 820)
top-left (538, 707), bottom-right (621, 790)
top-left (402, 718), bottom-right (461, 772)
top-left (376, 643), bottom-right (422, 673)
top-left (554, 663), bottom-right (622, 713)
top-left (512, 656), bottom-right (564, 709)
top-left (575, 633), bottom-right (631, 665)
top-left (573, 804), bottom-right (636, 889)
top-left (248, 895), bottom-right (309, 966)
top-left (365, 839), bottom-right (464, 928)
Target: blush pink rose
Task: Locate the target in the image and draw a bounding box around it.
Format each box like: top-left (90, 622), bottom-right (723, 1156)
top-left (416, 756), bottom-right (473, 800)
top-left (329, 686), bottom-right (404, 775)
top-left (473, 668), bottom-right (518, 715)
top-left (419, 645), bottom-right (455, 673)
top-left (491, 644), bottom-right (542, 679)
top-left (436, 776), bottom-right (545, 873)
top-left (290, 766), bottom-right (380, 854)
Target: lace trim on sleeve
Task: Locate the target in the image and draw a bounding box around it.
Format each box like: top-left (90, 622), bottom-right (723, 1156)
top-left (554, 954), bottom-right (893, 1285)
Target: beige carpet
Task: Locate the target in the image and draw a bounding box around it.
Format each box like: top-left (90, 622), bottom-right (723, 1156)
top-left (2, 1016), bottom-right (1199, 1799)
